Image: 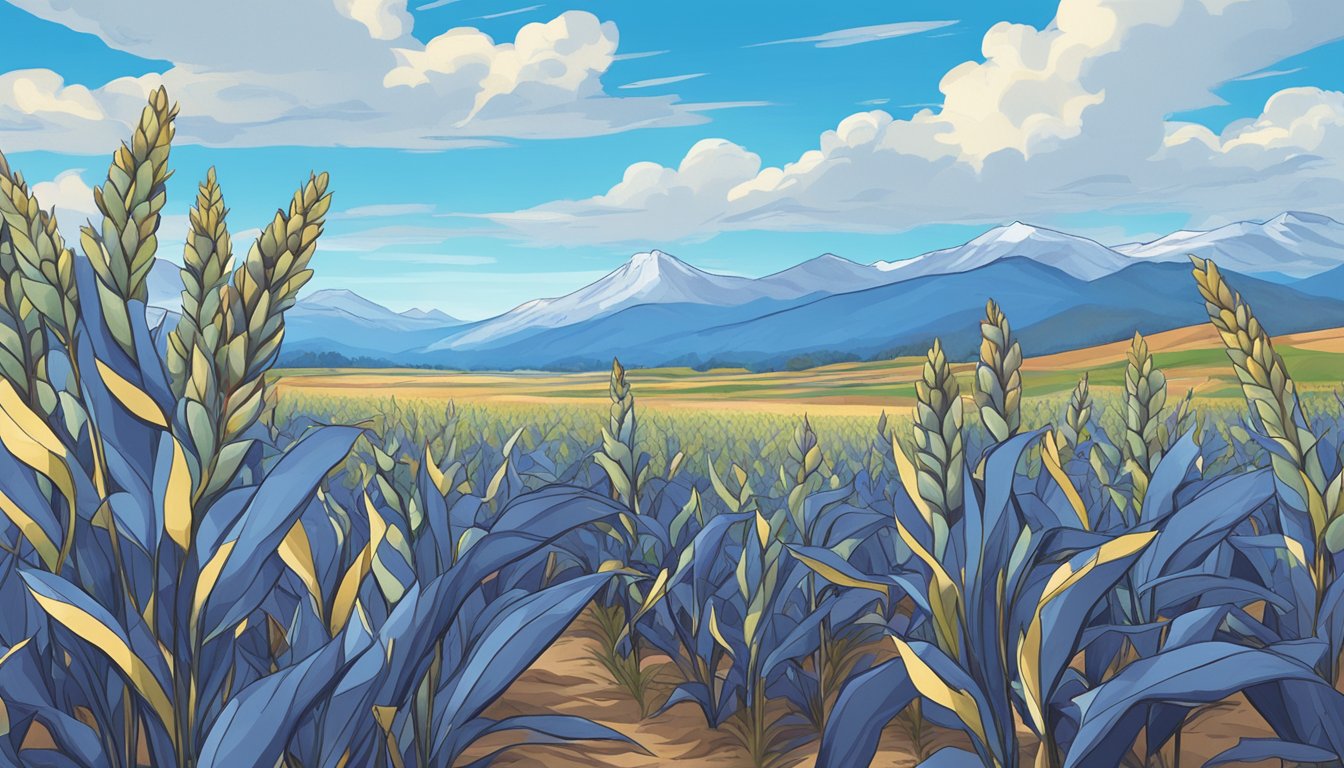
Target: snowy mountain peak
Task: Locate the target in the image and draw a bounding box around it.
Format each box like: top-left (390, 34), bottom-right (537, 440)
top-left (1272, 211), bottom-right (1339, 227)
top-left (1119, 210), bottom-right (1344, 278)
top-left (992, 221), bottom-right (1041, 242)
top-left (432, 249), bottom-right (807, 351)
top-left (876, 221), bottom-right (1131, 281)
top-left (302, 289), bottom-right (394, 318)
top-left (623, 249), bottom-right (700, 284)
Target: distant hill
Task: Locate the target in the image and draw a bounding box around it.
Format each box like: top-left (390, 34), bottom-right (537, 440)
top-left (129, 211), bottom-right (1344, 372)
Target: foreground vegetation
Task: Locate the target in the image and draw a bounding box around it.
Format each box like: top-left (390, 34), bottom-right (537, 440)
top-left (2, 88), bottom-right (1344, 768)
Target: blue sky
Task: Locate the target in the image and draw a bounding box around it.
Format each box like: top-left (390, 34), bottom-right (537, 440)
top-left (2, 0), bottom-right (1343, 319)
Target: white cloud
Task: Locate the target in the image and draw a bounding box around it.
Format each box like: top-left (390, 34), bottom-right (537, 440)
top-left (750, 21), bottom-right (959, 49)
top-left (1233, 67), bottom-right (1305, 82)
top-left (612, 50), bottom-right (670, 62)
top-left (619, 74), bottom-right (707, 90)
top-left (0, 3), bottom-right (719, 152)
top-left (31, 169), bottom-right (99, 220)
top-left (480, 0), bottom-right (1344, 244)
top-left (471, 5), bottom-right (544, 21)
top-left (335, 203), bottom-right (437, 219)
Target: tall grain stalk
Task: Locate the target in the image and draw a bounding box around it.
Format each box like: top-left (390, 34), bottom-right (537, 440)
top-left (596, 357), bottom-right (642, 521)
top-left (1057, 374), bottom-right (1093, 454)
top-left (909, 338), bottom-right (964, 556)
top-left (1191, 257), bottom-right (1340, 643)
top-left (975, 299), bottom-right (1022, 444)
top-left (81, 87), bottom-right (177, 358)
top-left (591, 357), bottom-right (662, 714)
top-left (167, 168), bottom-right (232, 398)
top-left (194, 172), bottom-right (330, 505)
top-left (1122, 332), bottom-right (1167, 503)
top-left (0, 152), bottom-right (68, 414)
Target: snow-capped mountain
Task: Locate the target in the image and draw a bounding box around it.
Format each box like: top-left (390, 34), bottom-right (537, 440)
top-left (289, 289), bottom-right (459, 332)
top-left (401, 307), bottom-right (461, 324)
top-left (756, 253), bottom-right (890, 295)
top-left (875, 222), bottom-right (1134, 281)
top-left (124, 209), bottom-right (1344, 371)
top-left (432, 249), bottom-right (804, 351)
top-left (1116, 212), bottom-right (1344, 279)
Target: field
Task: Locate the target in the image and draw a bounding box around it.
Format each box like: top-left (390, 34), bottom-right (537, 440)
top-left (261, 322), bottom-right (1344, 767)
top-left (7, 93), bottom-right (1344, 768)
top-left (271, 324), bottom-right (1344, 485)
top-left (274, 324), bottom-right (1344, 414)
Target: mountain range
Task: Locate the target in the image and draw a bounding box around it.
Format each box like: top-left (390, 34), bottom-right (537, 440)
top-left (149, 212), bottom-right (1344, 371)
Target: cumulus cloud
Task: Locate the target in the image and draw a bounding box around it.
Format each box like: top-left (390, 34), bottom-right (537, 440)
top-left (481, 0), bottom-right (1344, 244)
top-left (31, 170), bottom-right (100, 220)
top-left (0, 2), bottom-right (716, 152)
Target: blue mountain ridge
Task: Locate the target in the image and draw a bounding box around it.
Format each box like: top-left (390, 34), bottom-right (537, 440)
top-left (360, 259), bottom-right (1344, 371)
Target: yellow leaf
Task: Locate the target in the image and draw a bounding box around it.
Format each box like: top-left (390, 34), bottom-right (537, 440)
top-left (330, 495), bottom-right (387, 635)
top-left (191, 540), bottom-right (236, 636)
top-left (279, 520), bottom-right (323, 618)
top-left (94, 359), bottom-right (167, 427)
top-left (424, 446), bottom-right (448, 495)
top-left (1019, 530), bottom-right (1156, 733)
top-left (484, 458), bottom-right (509, 502)
top-left (893, 635), bottom-right (984, 745)
top-left (708, 604), bottom-right (733, 657)
top-left (790, 548), bottom-right (889, 595)
top-left (630, 568), bottom-right (669, 624)
top-left (894, 517), bottom-right (962, 652)
top-left (754, 511), bottom-right (770, 549)
top-left (29, 586), bottom-right (175, 734)
top-left (163, 437), bottom-right (194, 550)
top-left (0, 380), bottom-right (76, 510)
top-left (1041, 432), bottom-right (1089, 530)
top-left (0, 488), bottom-right (59, 570)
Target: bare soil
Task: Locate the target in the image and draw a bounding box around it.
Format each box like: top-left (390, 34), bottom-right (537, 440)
top-left (466, 616), bottom-right (1278, 768)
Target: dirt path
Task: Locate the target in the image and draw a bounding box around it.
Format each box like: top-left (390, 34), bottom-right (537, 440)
top-left (467, 616), bottom-right (1280, 768)
top-left (470, 623), bottom-right (971, 768)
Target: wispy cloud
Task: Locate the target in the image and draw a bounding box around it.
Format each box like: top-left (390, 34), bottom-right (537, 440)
top-left (619, 73), bottom-right (707, 90)
top-left (749, 20), bottom-right (958, 49)
top-left (1233, 66), bottom-right (1304, 82)
top-left (358, 253), bottom-right (496, 266)
top-left (415, 0), bottom-right (459, 9)
top-left (471, 5), bottom-right (543, 20)
top-left (613, 49), bottom-right (670, 62)
top-left (858, 98), bottom-right (890, 106)
top-left (335, 203), bottom-right (437, 219)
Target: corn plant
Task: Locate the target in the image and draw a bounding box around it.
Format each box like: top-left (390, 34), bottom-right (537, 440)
top-left (0, 89), bottom-right (641, 768)
top-left (0, 88), bottom-right (354, 767)
top-left (813, 429), bottom-right (1157, 768)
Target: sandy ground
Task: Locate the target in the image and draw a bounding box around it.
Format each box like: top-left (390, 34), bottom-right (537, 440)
top-left (464, 612), bottom-right (1278, 768)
